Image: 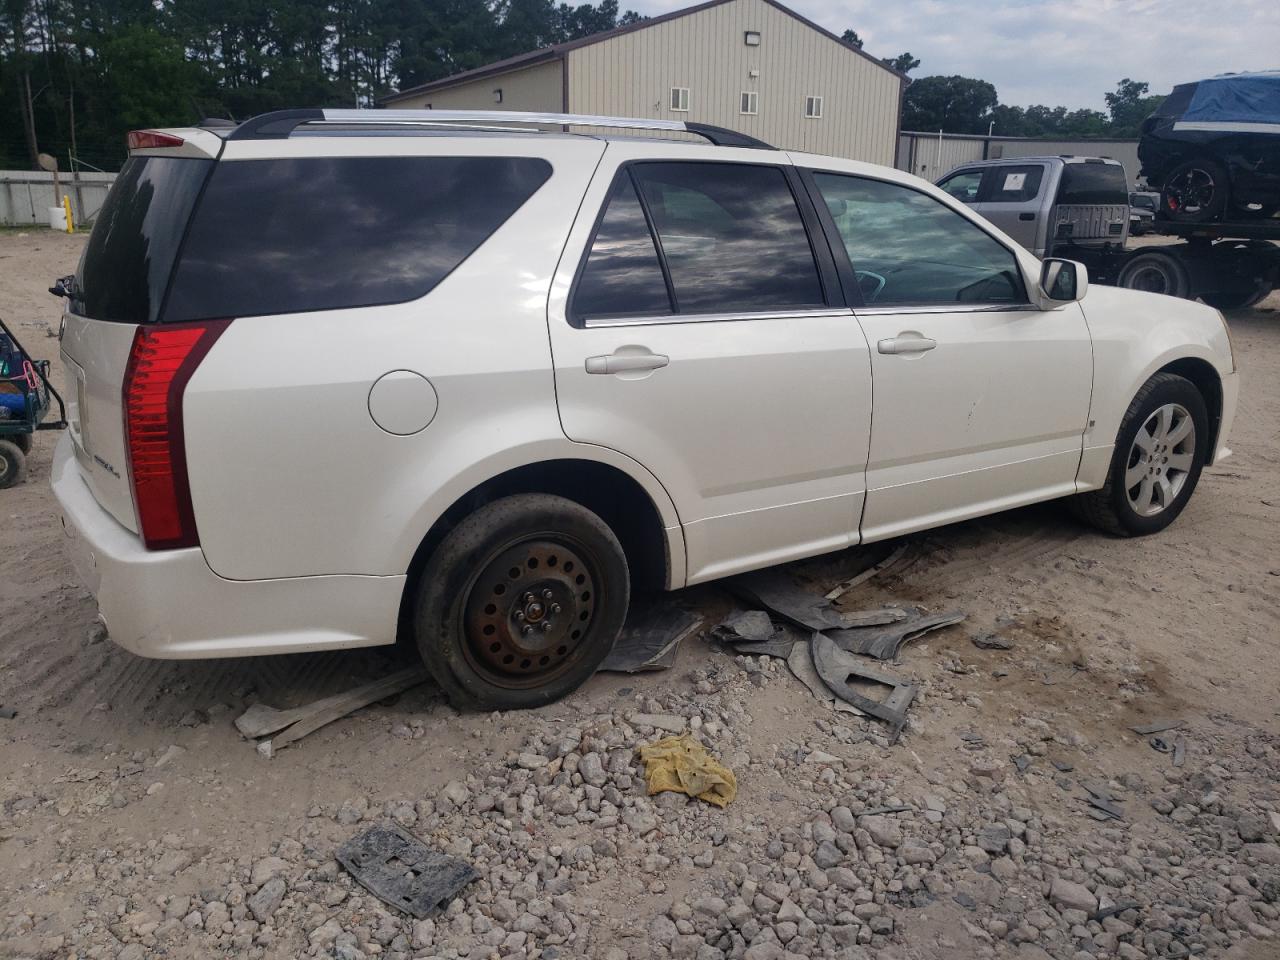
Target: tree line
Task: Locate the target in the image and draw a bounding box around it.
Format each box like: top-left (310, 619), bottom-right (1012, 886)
top-left (0, 0), bottom-right (642, 171)
top-left (0, 0), bottom-right (1166, 173)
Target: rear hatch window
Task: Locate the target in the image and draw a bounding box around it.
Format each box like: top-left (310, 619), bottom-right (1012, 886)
top-left (74, 154), bottom-right (552, 324)
top-left (1058, 163), bottom-right (1128, 205)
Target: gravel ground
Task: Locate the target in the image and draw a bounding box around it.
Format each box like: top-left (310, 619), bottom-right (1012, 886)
top-left (1, 229), bottom-right (1279, 960)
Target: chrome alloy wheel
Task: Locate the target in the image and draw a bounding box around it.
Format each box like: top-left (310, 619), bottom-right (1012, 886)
top-left (1124, 402), bottom-right (1196, 517)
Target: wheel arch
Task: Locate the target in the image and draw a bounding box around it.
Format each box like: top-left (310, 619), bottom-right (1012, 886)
top-left (1155, 356), bottom-right (1224, 462)
top-left (398, 455), bottom-right (684, 641)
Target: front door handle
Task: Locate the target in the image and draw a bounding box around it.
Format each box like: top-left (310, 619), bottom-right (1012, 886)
top-left (585, 351), bottom-right (670, 375)
top-left (1019, 212), bottom-right (1036, 221)
top-left (877, 335), bottom-right (937, 356)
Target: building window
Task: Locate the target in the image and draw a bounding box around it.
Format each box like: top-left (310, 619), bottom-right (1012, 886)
top-left (493, 88), bottom-right (503, 104)
top-left (744, 30), bottom-right (761, 46)
top-left (670, 87), bottom-right (690, 112)
top-left (740, 91), bottom-right (758, 115)
top-left (805, 96), bottom-right (823, 119)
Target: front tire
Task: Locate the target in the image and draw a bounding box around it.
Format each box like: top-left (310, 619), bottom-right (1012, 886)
top-left (414, 494), bottom-right (630, 710)
top-left (1070, 373), bottom-right (1209, 536)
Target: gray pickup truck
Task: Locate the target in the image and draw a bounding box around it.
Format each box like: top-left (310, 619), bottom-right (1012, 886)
top-left (937, 156), bottom-right (1130, 259)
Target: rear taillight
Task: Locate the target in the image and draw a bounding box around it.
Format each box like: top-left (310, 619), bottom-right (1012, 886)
top-left (127, 130), bottom-right (185, 150)
top-left (122, 320), bottom-right (230, 550)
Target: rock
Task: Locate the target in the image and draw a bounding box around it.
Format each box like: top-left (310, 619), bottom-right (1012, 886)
top-left (154, 745), bottom-right (186, 768)
top-left (814, 841), bottom-right (843, 869)
top-left (251, 856), bottom-right (290, 886)
top-left (1238, 813), bottom-right (1269, 843)
top-left (154, 850), bottom-right (192, 876)
top-left (580, 753), bottom-right (607, 786)
top-left (977, 823), bottom-right (1011, 854)
top-left (248, 878), bottom-right (286, 922)
top-left (860, 815), bottom-right (902, 848)
top-left (648, 914), bottom-right (677, 945)
top-left (411, 919), bottom-right (435, 950)
top-left (630, 713), bottom-right (686, 733)
top-left (990, 857), bottom-right (1018, 882)
top-left (831, 806), bottom-right (856, 833)
top-left (118, 945), bottom-right (146, 960)
top-left (776, 899), bottom-right (805, 923)
top-left (336, 797), bottom-right (368, 825)
top-left (743, 944), bottom-right (783, 960)
top-left (1049, 878), bottom-right (1098, 914)
top-left (440, 780), bottom-right (471, 808)
top-left (901, 842), bottom-right (935, 865)
top-left (517, 752), bottom-right (549, 770)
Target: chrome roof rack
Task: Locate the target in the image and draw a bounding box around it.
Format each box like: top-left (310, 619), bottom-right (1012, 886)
top-left (226, 108), bottom-right (773, 149)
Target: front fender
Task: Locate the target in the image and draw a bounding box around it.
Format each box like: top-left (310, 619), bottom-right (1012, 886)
top-left (1076, 284), bottom-right (1234, 487)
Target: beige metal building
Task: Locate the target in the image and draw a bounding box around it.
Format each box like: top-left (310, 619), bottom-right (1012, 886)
top-left (898, 131), bottom-right (1142, 187)
top-left (379, 0), bottom-right (906, 166)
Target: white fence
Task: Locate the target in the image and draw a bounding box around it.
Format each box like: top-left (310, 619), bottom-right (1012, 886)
top-left (0, 170), bottom-right (116, 227)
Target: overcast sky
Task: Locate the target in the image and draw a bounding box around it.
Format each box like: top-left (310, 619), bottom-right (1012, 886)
top-left (630, 0), bottom-right (1279, 110)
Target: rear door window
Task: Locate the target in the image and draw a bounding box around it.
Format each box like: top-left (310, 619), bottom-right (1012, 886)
top-left (629, 162), bottom-right (825, 314)
top-left (74, 157), bottom-right (214, 324)
top-left (1057, 163), bottom-right (1128, 205)
top-left (164, 156), bottom-right (551, 322)
top-left (985, 165), bottom-right (1044, 203)
top-left (573, 174), bottom-right (673, 321)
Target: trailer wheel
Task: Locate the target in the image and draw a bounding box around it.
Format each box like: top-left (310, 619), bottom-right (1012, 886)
top-left (0, 439), bottom-right (26, 489)
top-left (1161, 159), bottom-right (1228, 223)
top-left (1200, 281), bottom-right (1273, 310)
top-left (1117, 252), bottom-right (1190, 299)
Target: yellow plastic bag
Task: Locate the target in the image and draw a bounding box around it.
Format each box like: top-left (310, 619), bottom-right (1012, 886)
top-left (638, 734), bottom-right (736, 808)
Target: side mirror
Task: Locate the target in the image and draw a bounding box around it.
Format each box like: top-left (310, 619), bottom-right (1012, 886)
top-left (1039, 258), bottom-right (1088, 304)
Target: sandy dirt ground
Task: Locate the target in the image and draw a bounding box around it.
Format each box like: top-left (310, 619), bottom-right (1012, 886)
top-left (1, 229), bottom-right (1278, 960)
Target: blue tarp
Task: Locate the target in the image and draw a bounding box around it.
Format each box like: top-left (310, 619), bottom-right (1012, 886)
top-left (1183, 72), bottom-right (1280, 124)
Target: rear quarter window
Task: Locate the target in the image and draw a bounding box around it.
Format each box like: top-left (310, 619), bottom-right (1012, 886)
top-left (1058, 163), bottom-right (1128, 205)
top-left (164, 156), bottom-right (552, 322)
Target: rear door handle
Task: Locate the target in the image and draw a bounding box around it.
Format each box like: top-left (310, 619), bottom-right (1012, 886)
top-left (1019, 212), bottom-right (1036, 221)
top-left (877, 336), bottom-right (937, 356)
top-left (585, 351), bottom-right (670, 375)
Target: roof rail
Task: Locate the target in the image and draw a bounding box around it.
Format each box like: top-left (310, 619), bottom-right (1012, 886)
top-left (226, 108), bottom-right (773, 149)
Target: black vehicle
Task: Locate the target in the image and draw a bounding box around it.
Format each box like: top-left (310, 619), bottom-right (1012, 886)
top-left (1139, 72), bottom-right (1280, 223)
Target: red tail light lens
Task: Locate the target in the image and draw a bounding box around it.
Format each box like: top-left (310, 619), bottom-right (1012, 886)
top-left (127, 130), bottom-right (185, 150)
top-left (122, 320), bottom-right (230, 550)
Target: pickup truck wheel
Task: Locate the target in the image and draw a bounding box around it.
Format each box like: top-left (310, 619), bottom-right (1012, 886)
top-left (0, 439), bottom-right (26, 489)
top-left (414, 494), bottom-right (630, 710)
top-left (1161, 159), bottom-right (1228, 222)
top-left (1070, 373), bottom-right (1208, 537)
top-left (1116, 252), bottom-right (1189, 299)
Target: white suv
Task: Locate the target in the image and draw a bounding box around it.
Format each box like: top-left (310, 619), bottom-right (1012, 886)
top-left (52, 109), bottom-right (1238, 710)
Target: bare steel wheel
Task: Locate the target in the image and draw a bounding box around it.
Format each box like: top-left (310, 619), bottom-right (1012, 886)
top-left (1123, 403), bottom-right (1196, 517)
top-left (462, 540), bottom-right (598, 690)
top-left (1069, 372), bottom-right (1208, 537)
top-left (415, 494), bottom-right (629, 709)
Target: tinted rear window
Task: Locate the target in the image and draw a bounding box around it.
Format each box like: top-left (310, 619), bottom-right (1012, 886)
top-left (164, 156), bottom-right (551, 322)
top-left (74, 157), bottom-right (213, 324)
top-left (1058, 163), bottom-right (1128, 205)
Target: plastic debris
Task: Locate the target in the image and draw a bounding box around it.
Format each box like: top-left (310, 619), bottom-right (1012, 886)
top-left (639, 733), bottom-right (737, 808)
top-left (336, 822), bottom-right (477, 919)
top-left (600, 601), bottom-right (702, 673)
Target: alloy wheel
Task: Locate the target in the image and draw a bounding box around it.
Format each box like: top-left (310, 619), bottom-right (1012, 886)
top-left (1124, 402), bottom-right (1196, 517)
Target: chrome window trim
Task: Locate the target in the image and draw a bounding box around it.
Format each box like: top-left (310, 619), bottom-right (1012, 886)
top-left (582, 306), bottom-right (852, 328)
top-left (854, 303), bottom-right (1035, 316)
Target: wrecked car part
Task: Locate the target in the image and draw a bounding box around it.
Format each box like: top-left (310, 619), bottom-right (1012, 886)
top-left (786, 638), bottom-right (863, 716)
top-left (810, 633), bottom-right (917, 743)
top-left (336, 822), bottom-right (477, 919)
top-left (731, 570), bottom-right (848, 632)
top-left (1130, 719), bottom-right (1185, 735)
top-left (710, 610), bottom-right (775, 644)
top-left (599, 601), bottom-right (702, 673)
top-left (236, 668), bottom-right (428, 748)
top-left (827, 610), bottom-right (966, 661)
top-left (734, 638), bottom-right (798, 659)
top-left (836, 608), bottom-right (910, 628)
top-left (825, 542), bottom-right (911, 601)
top-left (1150, 736), bottom-right (1173, 754)
top-left (972, 633), bottom-right (1014, 650)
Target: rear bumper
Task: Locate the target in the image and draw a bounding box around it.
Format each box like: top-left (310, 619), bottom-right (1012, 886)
top-left (51, 434), bottom-right (404, 659)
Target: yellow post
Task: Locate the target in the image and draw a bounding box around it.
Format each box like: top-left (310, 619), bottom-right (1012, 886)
top-left (62, 194), bottom-right (74, 233)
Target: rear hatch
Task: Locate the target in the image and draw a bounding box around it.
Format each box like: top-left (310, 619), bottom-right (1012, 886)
top-left (1052, 160), bottom-right (1130, 245)
top-left (60, 133), bottom-right (220, 533)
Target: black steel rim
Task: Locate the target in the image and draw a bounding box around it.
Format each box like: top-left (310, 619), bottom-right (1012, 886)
top-left (461, 535), bottom-right (600, 690)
